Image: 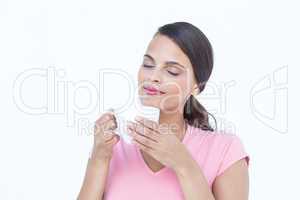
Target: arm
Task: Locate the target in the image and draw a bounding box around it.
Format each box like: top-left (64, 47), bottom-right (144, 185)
top-left (174, 157), bottom-right (249, 200)
top-left (212, 158), bottom-right (249, 200)
top-left (77, 110), bottom-right (120, 199)
top-left (174, 156), bottom-right (215, 200)
top-left (77, 157), bottom-right (110, 200)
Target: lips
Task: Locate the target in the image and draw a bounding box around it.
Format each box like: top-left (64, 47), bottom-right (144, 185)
top-left (143, 86), bottom-right (166, 95)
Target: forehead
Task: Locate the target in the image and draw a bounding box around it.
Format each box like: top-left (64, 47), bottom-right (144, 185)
top-left (144, 34), bottom-right (192, 69)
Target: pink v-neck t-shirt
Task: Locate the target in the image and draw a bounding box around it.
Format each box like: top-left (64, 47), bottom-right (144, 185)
top-left (103, 123), bottom-right (250, 200)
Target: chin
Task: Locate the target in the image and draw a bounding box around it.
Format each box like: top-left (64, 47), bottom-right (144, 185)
top-left (138, 96), bottom-right (161, 108)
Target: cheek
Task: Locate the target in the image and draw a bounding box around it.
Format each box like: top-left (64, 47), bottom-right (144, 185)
top-left (158, 79), bottom-right (187, 111)
top-left (137, 67), bottom-right (153, 83)
top-left (164, 79), bottom-right (187, 96)
top-left (137, 67), bottom-right (143, 82)
top-left (137, 67), bottom-right (147, 95)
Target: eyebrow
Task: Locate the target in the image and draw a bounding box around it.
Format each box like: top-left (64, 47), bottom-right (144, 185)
top-left (144, 54), bottom-right (186, 69)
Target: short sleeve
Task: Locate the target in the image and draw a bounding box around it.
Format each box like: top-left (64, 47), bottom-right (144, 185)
top-left (216, 135), bottom-right (250, 177)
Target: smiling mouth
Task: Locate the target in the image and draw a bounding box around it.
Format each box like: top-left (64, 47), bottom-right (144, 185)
top-left (143, 86), bottom-right (166, 95)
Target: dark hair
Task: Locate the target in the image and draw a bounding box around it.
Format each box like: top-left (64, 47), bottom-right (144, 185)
top-left (156, 22), bottom-right (216, 131)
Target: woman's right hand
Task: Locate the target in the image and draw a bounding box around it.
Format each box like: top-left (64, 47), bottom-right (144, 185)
top-left (78, 110), bottom-right (119, 199)
top-left (90, 110), bottom-right (120, 162)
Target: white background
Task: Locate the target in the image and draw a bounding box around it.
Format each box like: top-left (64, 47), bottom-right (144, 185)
top-left (0, 0), bottom-right (298, 199)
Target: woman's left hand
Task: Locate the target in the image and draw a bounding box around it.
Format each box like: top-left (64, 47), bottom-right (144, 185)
top-left (126, 116), bottom-right (193, 171)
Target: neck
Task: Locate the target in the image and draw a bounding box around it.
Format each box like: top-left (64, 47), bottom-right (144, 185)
top-left (158, 109), bottom-right (187, 141)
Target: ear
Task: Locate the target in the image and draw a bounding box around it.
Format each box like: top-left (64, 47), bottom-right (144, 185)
top-left (191, 84), bottom-right (200, 96)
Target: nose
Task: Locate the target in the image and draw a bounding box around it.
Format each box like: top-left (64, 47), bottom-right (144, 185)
top-left (149, 68), bottom-right (161, 83)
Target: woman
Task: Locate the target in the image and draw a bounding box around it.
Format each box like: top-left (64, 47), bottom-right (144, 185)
top-left (78, 22), bottom-right (250, 200)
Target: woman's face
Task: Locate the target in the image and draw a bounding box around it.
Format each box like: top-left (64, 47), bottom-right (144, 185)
top-left (138, 34), bottom-right (198, 113)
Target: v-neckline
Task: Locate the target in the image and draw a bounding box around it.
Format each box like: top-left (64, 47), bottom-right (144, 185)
top-left (136, 123), bottom-right (191, 176)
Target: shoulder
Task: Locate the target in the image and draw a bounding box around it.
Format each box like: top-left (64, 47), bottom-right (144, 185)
top-left (187, 125), bottom-right (243, 150)
top-left (188, 125), bottom-right (249, 175)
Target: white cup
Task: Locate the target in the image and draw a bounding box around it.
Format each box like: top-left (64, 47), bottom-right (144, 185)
top-left (107, 99), bottom-right (160, 144)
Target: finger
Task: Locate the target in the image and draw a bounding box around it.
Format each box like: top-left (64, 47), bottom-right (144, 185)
top-left (93, 130), bottom-right (114, 145)
top-left (134, 116), bottom-right (159, 133)
top-left (102, 119), bottom-right (118, 132)
top-left (105, 134), bottom-right (120, 144)
top-left (127, 121), bottom-right (160, 142)
top-left (103, 130), bottom-right (116, 140)
top-left (98, 131), bottom-right (118, 143)
top-left (94, 119), bottom-right (117, 136)
top-left (127, 127), bottom-right (158, 149)
top-left (132, 139), bottom-right (155, 155)
top-left (95, 111), bottom-right (116, 126)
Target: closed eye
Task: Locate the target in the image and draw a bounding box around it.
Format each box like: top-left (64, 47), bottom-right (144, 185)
top-left (143, 64), bottom-right (180, 76)
top-left (166, 66), bottom-right (180, 76)
top-left (143, 64), bottom-right (154, 68)
top-left (167, 71), bottom-right (179, 76)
